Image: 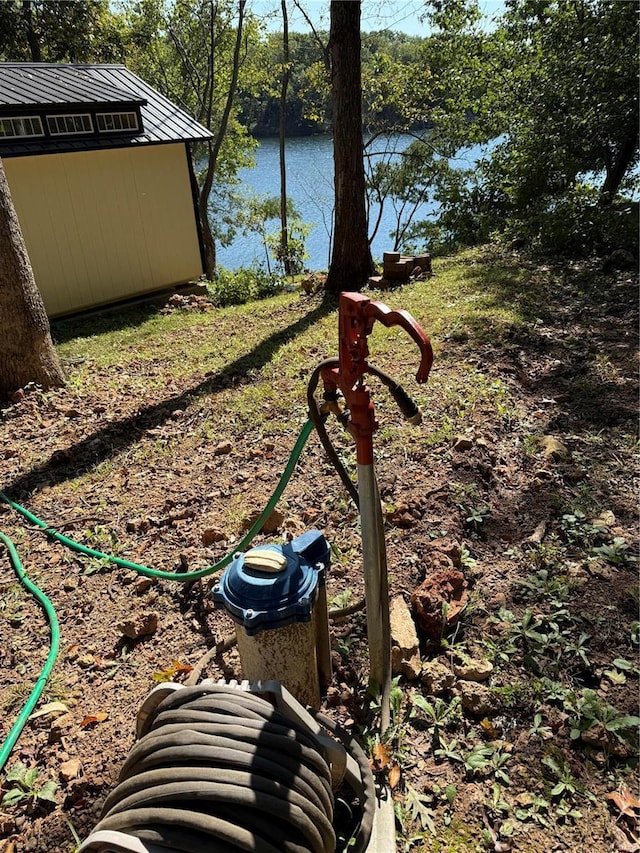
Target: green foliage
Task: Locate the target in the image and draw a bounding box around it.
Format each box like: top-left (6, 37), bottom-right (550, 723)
top-left (0, 0), bottom-right (126, 63)
top-left (592, 537), bottom-right (636, 567)
top-left (411, 694), bottom-right (461, 746)
top-left (560, 510), bottom-right (603, 546)
top-left (236, 194), bottom-right (310, 276)
top-left (460, 503), bottom-right (491, 536)
top-left (123, 0), bottom-right (260, 269)
top-left (541, 755), bottom-right (595, 803)
top-left (514, 793), bottom-right (550, 827)
top-left (513, 568), bottom-right (570, 603)
top-left (1, 762), bottom-right (57, 809)
top-left (462, 0), bottom-right (639, 254)
top-left (464, 743), bottom-right (511, 785)
top-left (206, 267), bottom-right (283, 307)
top-left (566, 689), bottom-right (640, 752)
top-left (379, 0), bottom-right (639, 257)
top-left (400, 784), bottom-right (437, 836)
top-left (527, 713), bottom-right (553, 742)
top-left (489, 604), bottom-right (592, 677)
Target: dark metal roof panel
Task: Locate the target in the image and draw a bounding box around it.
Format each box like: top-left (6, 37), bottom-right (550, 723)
top-left (0, 64), bottom-right (144, 107)
top-left (0, 63), bottom-right (212, 154)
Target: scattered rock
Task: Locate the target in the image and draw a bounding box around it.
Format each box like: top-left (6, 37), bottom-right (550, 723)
top-left (563, 465), bottom-right (585, 484)
top-left (241, 508), bottom-right (285, 534)
top-left (580, 723), bottom-right (630, 757)
top-left (59, 759), bottom-right (82, 782)
top-left (300, 273), bottom-right (324, 294)
top-left (0, 813), bottom-right (16, 835)
top-left (387, 501), bottom-right (422, 528)
top-left (117, 611), bottom-right (159, 640)
top-left (62, 577), bottom-right (78, 592)
top-left (522, 520), bottom-right (547, 548)
top-left (410, 569), bottom-right (468, 642)
top-left (325, 686), bottom-right (341, 707)
top-left (602, 248), bottom-right (635, 272)
top-left (427, 538), bottom-right (462, 568)
top-left (453, 658), bottom-right (493, 682)
top-left (591, 509), bottom-right (616, 529)
top-left (458, 680), bottom-right (499, 716)
top-left (134, 576), bottom-right (154, 595)
top-left (453, 435), bottom-right (474, 452)
top-left (539, 435), bottom-right (570, 461)
top-left (490, 592), bottom-right (507, 609)
top-left (421, 661), bottom-right (455, 695)
top-left (390, 597), bottom-right (421, 680)
top-left (163, 293), bottom-right (211, 312)
top-left (202, 527), bottom-right (226, 546)
top-left (214, 441), bottom-right (233, 456)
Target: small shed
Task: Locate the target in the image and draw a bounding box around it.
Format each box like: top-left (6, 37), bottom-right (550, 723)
top-left (0, 63), bottom-right (212, 317)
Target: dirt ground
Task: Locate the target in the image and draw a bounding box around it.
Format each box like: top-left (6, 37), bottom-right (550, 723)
top-left (0, 249), bottom-right (638, 852)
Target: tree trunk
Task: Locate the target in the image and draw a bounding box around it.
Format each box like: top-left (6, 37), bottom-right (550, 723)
top-left (0, 159), bottom-right (64, 394)
top-left (198, 140), bottom-right (217, 278)
top-left (599, 130), bottom-right (639, 206)
top-left (21, 1), bottom-right (42, 62)
top-left (279, 0), bottom-right (291, 275)
top-left (325, 0), bottom-right (375, 292)
top-left (198, 0), bottom-right (245, 280)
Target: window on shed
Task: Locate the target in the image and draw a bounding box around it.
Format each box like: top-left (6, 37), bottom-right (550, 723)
top-left (47, 114), bottom-right (93, 135)
top-left (0, 116), bottom-right (44, 138)
top-left (96, 112), bottom-right (139, 132)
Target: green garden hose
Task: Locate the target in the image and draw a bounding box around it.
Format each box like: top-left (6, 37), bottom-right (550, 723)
top-left (0, 419), bottom-right (314, 582)
top-left (0, 531), bottom-right (60, 773)
top-left (0, 419), bottom-right (314, 774)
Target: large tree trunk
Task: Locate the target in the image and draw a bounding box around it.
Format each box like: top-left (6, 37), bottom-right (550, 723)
top-left (325, 0), bottom-right (374, 292)
top-left (0, 159), bottom-right (64, 394)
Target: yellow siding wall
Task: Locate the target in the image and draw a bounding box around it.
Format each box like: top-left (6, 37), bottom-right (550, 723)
top-left (4, 144), bottom-right (203, 316)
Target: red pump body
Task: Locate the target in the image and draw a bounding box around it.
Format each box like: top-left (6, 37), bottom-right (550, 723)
top-left (321, 292), bottom-right (433, 464)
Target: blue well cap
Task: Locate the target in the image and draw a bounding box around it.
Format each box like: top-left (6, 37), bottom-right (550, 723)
top-left (212, 532), bottom-right (330, 635)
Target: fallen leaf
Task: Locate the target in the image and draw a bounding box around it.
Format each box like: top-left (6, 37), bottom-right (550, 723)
top-left (606, 788), bottom-right (640, 819)
top-left (152, 660), bottom-right (194, 682)
top-left (480, 717), bottom-right (499, 739)
top-left (29, 701), bottom-right (69, 721)
top-left (388, 761), bottom-right (401, 790)
top-left (371, 741), bottom-right (391, 771)
top-left (80, 712), bottom-right (109, 728)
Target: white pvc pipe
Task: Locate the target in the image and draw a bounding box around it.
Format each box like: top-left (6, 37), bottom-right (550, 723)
top-left (358, 463), bottom-right (391, 731)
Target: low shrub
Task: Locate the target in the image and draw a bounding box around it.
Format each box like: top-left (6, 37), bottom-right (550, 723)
top-left (206, 266), bottom-right (284, 307)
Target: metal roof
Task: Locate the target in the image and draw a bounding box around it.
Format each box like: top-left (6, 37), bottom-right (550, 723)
top-left (0, 63), bottom-right (212, 155)
top-left (0, 64), bottom-right (144, 107)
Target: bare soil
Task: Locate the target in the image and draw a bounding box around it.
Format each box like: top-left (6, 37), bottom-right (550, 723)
top-left (0, 248), bottom-right (638, 852)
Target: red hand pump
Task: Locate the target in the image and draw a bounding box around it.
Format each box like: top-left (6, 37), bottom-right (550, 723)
top-left (322, 293), bottom-right (432, 728)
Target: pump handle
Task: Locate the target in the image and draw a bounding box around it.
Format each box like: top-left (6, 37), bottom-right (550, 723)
top-left (338, 292), bottom-right (433, 388)
top-left (362, 298), bottom-right (433, 383)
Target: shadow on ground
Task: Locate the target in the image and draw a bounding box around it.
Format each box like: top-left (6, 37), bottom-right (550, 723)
top-left (7, 293), bottom-right (337, 499)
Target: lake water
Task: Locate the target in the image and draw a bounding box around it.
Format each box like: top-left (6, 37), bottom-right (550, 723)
top-left (217, 135), bottom-right (484, 272)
